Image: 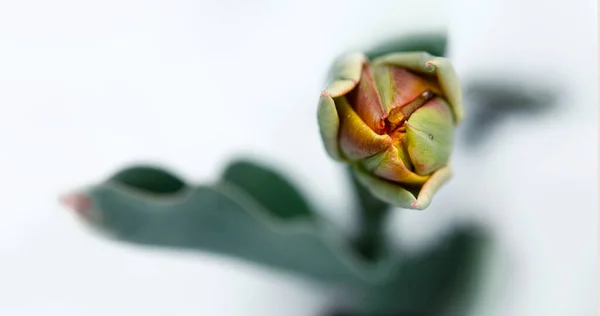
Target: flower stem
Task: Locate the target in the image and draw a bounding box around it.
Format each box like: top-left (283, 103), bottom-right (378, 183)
top-left (348, 167), bottom-right (391, 261)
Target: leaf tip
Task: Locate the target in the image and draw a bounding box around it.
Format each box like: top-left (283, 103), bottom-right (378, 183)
top-left (59, 192), bottom-right (92, 214)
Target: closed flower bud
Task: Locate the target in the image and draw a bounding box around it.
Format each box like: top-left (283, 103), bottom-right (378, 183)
top-left (317, 52), bottom-right (464, 209)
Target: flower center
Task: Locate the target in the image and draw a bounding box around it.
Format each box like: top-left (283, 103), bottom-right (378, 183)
top-left (384, 90), bottom-right (435, 138)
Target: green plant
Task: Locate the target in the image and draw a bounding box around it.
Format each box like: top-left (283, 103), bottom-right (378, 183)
top-left (61, 33), bottom-right (490, 316)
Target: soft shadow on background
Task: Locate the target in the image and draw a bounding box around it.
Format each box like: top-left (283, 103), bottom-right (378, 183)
top-left (0, 0), bottom-right (597, 316)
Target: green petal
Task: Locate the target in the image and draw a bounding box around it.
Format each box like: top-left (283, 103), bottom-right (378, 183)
top-left (323, 53), bottom-right (366, 97)
top-left (371, 53), bottom-right (464, 124)
top-left (372, 64), bottom-right (441, 116)
top-left (426, 57), bottom-right (464, 124)
top-left (406, 97), bottom-right (454, 176)
top-left (352, 165), bottom-right (452, 210)
top-left (360, 145), bottom-right (429, 186)
top-left (411, 166), bottom-right (452, 210)
top-left (317, 94), bottom-right (343, 160)
top-left (371, 52), bottom-right (436, 74)
top-left (353, 165), bottom-right (418, 209)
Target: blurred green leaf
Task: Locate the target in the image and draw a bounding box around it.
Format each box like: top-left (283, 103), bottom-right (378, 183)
top-left (462, 80), bottom-right (558, 148)
top-left (109, 165), bottom-right (185, 194)
top-left (366, 33), bottom-right (448, 60)
top-left (220, 160), bottom-right (313, 220)
top-left (351, 225), bottom-right (490, 316)
top-left (79, 161), bottom-right (393, 286)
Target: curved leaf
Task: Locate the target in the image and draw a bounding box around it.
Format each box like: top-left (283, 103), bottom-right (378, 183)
top-left (351, 225), bottom-right (491, 316)
top-left (462, 80), bottom-right (558, 148)
top-left (71, 164), bottom-right (395, 286)
top-left (220, 160), bottom-right (313, 220)
top-left (109, 165), bottom-right (186, 194)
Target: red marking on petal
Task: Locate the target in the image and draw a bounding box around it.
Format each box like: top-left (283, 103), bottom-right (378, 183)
top-left (386, 67), bottom-right (438, 113)
top-left (348, 65), bottom-right (386, 134)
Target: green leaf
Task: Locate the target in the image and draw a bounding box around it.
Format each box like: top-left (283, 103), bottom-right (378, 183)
top-left (109, 165), bottom-right (186, 194)
top-left (365, 32), bottom-right (448, 60)
top-left (74, 163), bottom-right (394, 286)
top-left (318, 93), bottom-right (343, 161)
top-left (220, 160), bottom-right (313, 220)
top-left (351, 225), bottom-right (490, 316)
top-left (462, 80), bottom-right (558, 148)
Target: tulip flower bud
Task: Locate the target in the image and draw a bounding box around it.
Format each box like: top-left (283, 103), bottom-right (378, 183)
top-left (317, 52), bottom-right (464, 210)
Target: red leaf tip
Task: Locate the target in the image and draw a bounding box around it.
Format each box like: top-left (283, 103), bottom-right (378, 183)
top-left (60, 193), bottom-right (92, 213)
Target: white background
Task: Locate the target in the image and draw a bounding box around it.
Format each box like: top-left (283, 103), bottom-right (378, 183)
top-left (0, 0), bottom-right (597, 315)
